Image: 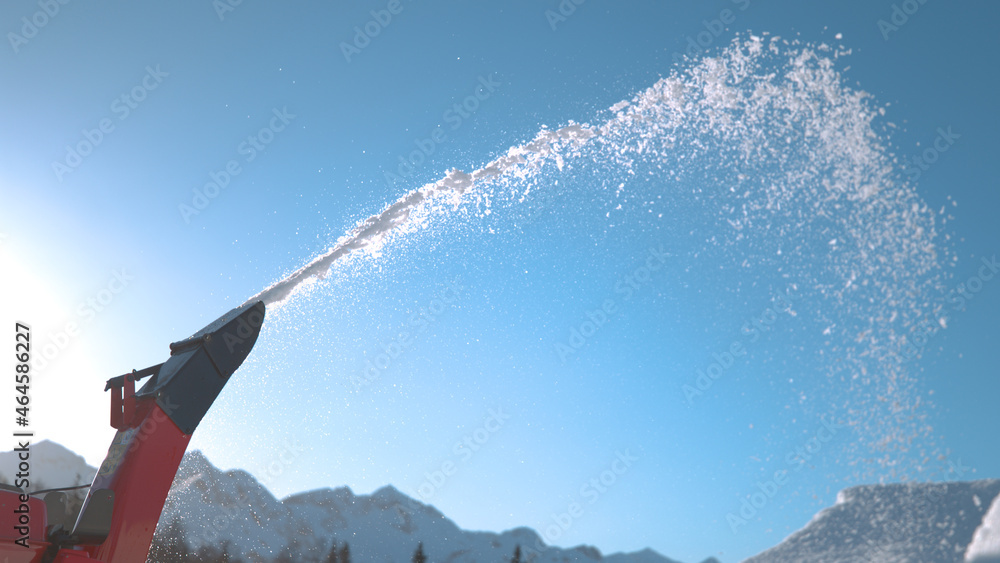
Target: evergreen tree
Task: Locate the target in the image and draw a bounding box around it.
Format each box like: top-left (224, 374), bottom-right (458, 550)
top-left (412, 541), bottom-right (427, 563)
top-left (511, 544), bottom-right (522, 563)
top-left (325, 539), bottom-right (340, 563)
top-left (219, 540), bottom-right (234, 563)
top-left (67, 471), bottom-right (87, 524)
top-left (339, 542), bottom-right (351, 563)
top-left (146, 516), bottom-right (192, 563)
top-left (195, 545), bottom-right (222, 562)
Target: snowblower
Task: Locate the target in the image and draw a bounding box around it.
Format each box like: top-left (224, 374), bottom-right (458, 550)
top-left (1, 300), bottom-right (265, 563)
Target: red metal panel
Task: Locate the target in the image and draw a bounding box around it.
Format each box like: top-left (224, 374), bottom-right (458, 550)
top-left (0, 490), bottom-right (47, 542)
top-left (53, 549), bottom-right (96, 561)
top-left (0, 543), bottom-right (47, 563)
top-left (78, 399), bottom-right (191, 563)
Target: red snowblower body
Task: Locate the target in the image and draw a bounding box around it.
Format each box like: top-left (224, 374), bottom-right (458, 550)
top-left (1, 301), bottom-right (265, 563)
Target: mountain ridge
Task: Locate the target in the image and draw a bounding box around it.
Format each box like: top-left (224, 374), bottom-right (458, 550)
top-left (3, 441), bottom-right (999, 562)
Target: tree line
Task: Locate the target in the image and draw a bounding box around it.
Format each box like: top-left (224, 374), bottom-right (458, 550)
top-left (147, 521), bottom-right (526, 563)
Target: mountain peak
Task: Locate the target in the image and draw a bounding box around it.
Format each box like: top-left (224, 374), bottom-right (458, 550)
top-left (372, 483), bottom-right (412, 505)
top-left (282, 485), bottom-right (355, 506)
top-left (0, 439), bottom-right (96, 491)
top-left (605, 546), bottom-right (685, 563)
top-left (7, 442), bottom-right (997, 563)
top-left (30, 439), bottom-right (83, 458)
top-left (746, 479), bottom-right (1000, 563)
top-left (155, 450), bottom-right (678, 563)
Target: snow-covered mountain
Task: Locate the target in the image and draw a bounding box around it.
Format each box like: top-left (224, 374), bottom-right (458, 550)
top-left (4, 441), bottom-right (1000, 563)
top-left (966, 493), bottom-right (1000, 562)
top-left (161, 450), bottom-right (683, 563)
top-left (0, 439), bottom-right (96, 491)
top-left (0, 442), bottom-right (684, 562)
top-left (744, 479), bottom-right (1000, 563)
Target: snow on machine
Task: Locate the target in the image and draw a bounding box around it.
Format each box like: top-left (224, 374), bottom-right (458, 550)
top-left (1, 301), bottom-right (265, 563)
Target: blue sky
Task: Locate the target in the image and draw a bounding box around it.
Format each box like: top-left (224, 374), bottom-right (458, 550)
top-left (2, 1), bottom-right (999, 562)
